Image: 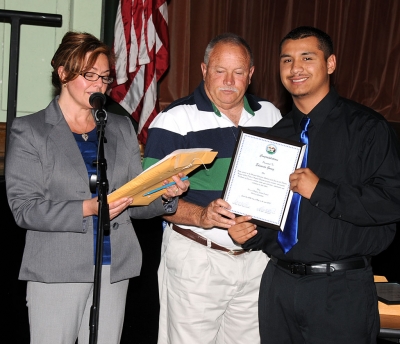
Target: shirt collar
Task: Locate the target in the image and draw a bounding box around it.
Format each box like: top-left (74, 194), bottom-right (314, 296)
top-left (292, 87), bottom-right (340, 132)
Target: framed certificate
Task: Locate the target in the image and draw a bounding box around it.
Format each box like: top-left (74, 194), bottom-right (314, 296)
top-left (222, 129), bottom-right (306, 231)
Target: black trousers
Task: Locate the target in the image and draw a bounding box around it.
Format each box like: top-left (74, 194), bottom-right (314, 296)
top-left (259, 261), bottom-right (380, 344)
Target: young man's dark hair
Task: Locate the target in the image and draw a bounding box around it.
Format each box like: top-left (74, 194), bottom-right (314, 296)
top-left (279, 25), bottom-right (334, 59)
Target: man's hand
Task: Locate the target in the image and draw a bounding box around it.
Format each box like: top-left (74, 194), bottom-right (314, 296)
top-left (162, 172), bottom-right (190, 199)
top-left (289, 167), bottom-right (319, 199)
top-left (198, 198), bottom-right (237, 229)
top-left (228, 215), bottom-right (257, 244)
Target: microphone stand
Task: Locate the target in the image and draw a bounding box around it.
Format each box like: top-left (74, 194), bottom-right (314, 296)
top-left (89, 110), bottom-right (110, 344)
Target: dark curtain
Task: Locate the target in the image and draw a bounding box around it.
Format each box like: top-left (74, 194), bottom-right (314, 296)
top-left (160, 0), bottom-right (400, 121)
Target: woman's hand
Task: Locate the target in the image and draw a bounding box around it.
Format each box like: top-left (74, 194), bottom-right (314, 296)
top-left (108, 197), bottom-right (133, 220)
top-left (83, 196), bottom-right (133, 220)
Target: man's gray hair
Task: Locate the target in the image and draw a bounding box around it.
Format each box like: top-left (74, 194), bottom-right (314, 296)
top-left (204, 32), bottom-right (254, 67)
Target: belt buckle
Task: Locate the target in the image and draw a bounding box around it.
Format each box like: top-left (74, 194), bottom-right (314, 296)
top-left (228, 249), bottom-right (245, 255)
top-left (290, 263), bottom-right (306, 275)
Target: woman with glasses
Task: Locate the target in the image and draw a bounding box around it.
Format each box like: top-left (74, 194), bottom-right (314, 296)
top-left (5, 31), bottom-right (189, 344)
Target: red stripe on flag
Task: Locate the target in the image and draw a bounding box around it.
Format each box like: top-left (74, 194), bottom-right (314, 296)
top-left (110, 0), bottom-right (169, 145)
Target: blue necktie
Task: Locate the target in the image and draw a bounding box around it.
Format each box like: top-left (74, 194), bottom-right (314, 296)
top-left (277, 116), bottom-right (310, 253)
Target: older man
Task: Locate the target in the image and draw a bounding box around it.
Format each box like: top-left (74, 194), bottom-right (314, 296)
top-left (143, 33), bottom-right (281, 344)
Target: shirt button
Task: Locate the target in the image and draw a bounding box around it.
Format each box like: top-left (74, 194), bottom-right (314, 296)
top-left (112, 222), bottom-right (119, 230)
top-left (315, 201), bottom-right (319, 207)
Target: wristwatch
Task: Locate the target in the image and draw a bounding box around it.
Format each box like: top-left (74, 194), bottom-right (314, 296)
top-left (161, 195), bottom-right (178, 213)
top-left (161, 195), bottom-right (174, 204)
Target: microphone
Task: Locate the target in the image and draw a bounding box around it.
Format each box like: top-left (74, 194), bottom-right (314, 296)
top-left (89, 92), bottom-right (107, 123)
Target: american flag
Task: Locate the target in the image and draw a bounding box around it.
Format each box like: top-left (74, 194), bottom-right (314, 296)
top-left (110, 0), bottom-right (169, 144)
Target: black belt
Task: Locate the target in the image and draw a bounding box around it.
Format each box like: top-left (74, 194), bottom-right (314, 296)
top-left (171, 224), bottom-right (248, 256)
top-left (270, 256), bottom-right (370, 275)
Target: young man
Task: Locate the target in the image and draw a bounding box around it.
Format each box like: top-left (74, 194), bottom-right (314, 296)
top-left (143, 33), bottom-right (281, 344)
top-left (229, 26), bottom-right (400, 344)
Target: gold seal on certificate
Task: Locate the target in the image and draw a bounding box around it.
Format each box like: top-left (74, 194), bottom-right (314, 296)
top-left (222, 129), bottom-right (306, 231)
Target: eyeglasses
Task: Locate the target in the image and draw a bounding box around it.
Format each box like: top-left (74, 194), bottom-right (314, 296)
top-left (81, 72), bottom-right (114, 85)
